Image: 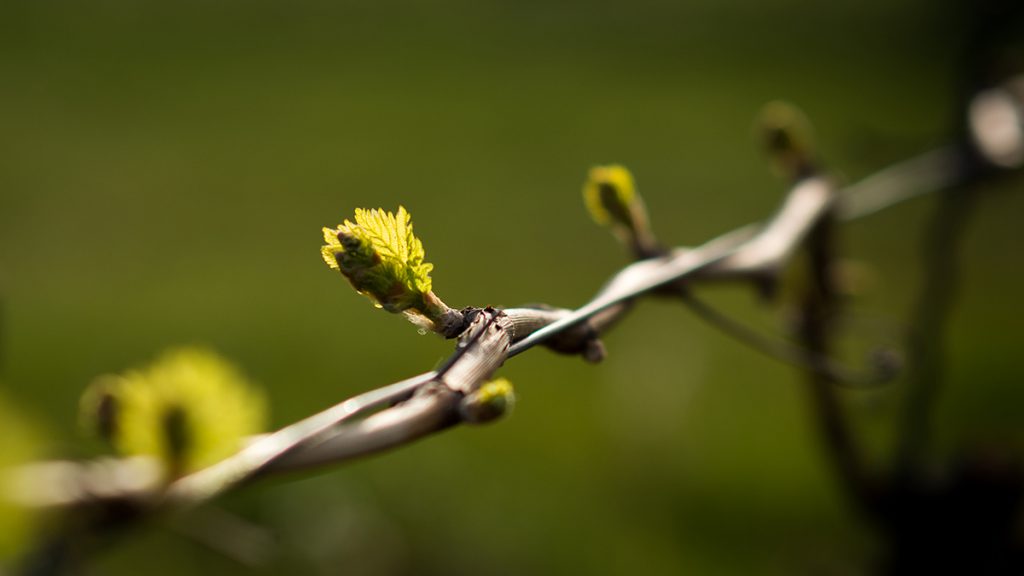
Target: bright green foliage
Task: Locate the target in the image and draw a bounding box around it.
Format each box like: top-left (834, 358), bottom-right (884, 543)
top-left (322, 206), bottom-right (435, 314)
top-left (80, 347), bottom-right (266, 478)
top-left (0, 393), bottom-right (42, 561)
top-left (459, 378), bottom-right (516, 424)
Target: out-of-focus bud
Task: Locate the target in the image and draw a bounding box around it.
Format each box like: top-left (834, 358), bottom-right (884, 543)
top-left (582, 165), bottom-right (658, 256)
top-left (0, 393), bottom-right (42, 561)
top-left (79, 347), bottom-right (266, 478)
top-left (79, 375), bottom-right (123, 444)
top-left (757, 101), bottom-right (816, 180)
top-left (459, 378), bottom-right (515, 424)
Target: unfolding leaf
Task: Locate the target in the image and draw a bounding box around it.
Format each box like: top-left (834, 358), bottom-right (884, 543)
top-left (321, 206), bottom-right (435, 313)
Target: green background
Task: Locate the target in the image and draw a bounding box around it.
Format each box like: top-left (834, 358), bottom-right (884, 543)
top-left (1, 1), bottom-right (1023, 574)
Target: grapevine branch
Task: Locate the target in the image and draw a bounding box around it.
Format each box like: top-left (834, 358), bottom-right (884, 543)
top-left (6, 75), bottom-right (1024, 556)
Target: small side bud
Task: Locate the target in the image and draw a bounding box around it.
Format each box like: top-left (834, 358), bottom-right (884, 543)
top-left (582, 165), bottom-right (659, 256)
top-left (757, 101), bottom-right (816, 180)
top-left (459, 378), bottom-right (515, 424)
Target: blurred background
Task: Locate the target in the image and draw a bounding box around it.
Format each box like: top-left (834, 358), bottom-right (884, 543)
top-left (1, 0), bottom-right (1023, 574)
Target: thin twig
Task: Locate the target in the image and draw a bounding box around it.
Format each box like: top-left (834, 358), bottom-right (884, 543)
top-left (894, 166), bottom-right (980, 479)
top-left (836, 146), bottom-right (967, 221)
top-left (678, 291), bottom-right (894, 387)
top-left (797, 191), bottom-right (879, 515)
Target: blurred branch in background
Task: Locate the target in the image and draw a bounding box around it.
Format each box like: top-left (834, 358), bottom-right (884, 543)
top-left (873, 1), bottom-right (1024, 573)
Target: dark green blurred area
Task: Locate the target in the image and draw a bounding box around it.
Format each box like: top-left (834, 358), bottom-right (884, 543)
top-left (1, 1), bottom-right (1023, 574)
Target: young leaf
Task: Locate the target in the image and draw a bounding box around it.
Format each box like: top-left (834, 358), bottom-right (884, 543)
top-left (322, 206), bottom-right (459, 334)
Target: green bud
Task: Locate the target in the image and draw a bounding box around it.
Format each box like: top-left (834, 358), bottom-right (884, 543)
top-left (459, 378), bottom-right (515, 424)
top-left (756, 101), bottom-right (816, 179)
top-left (582, 165), bottom-right (657, 255)
top-left (80, 347), bottom-right (267, 478)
